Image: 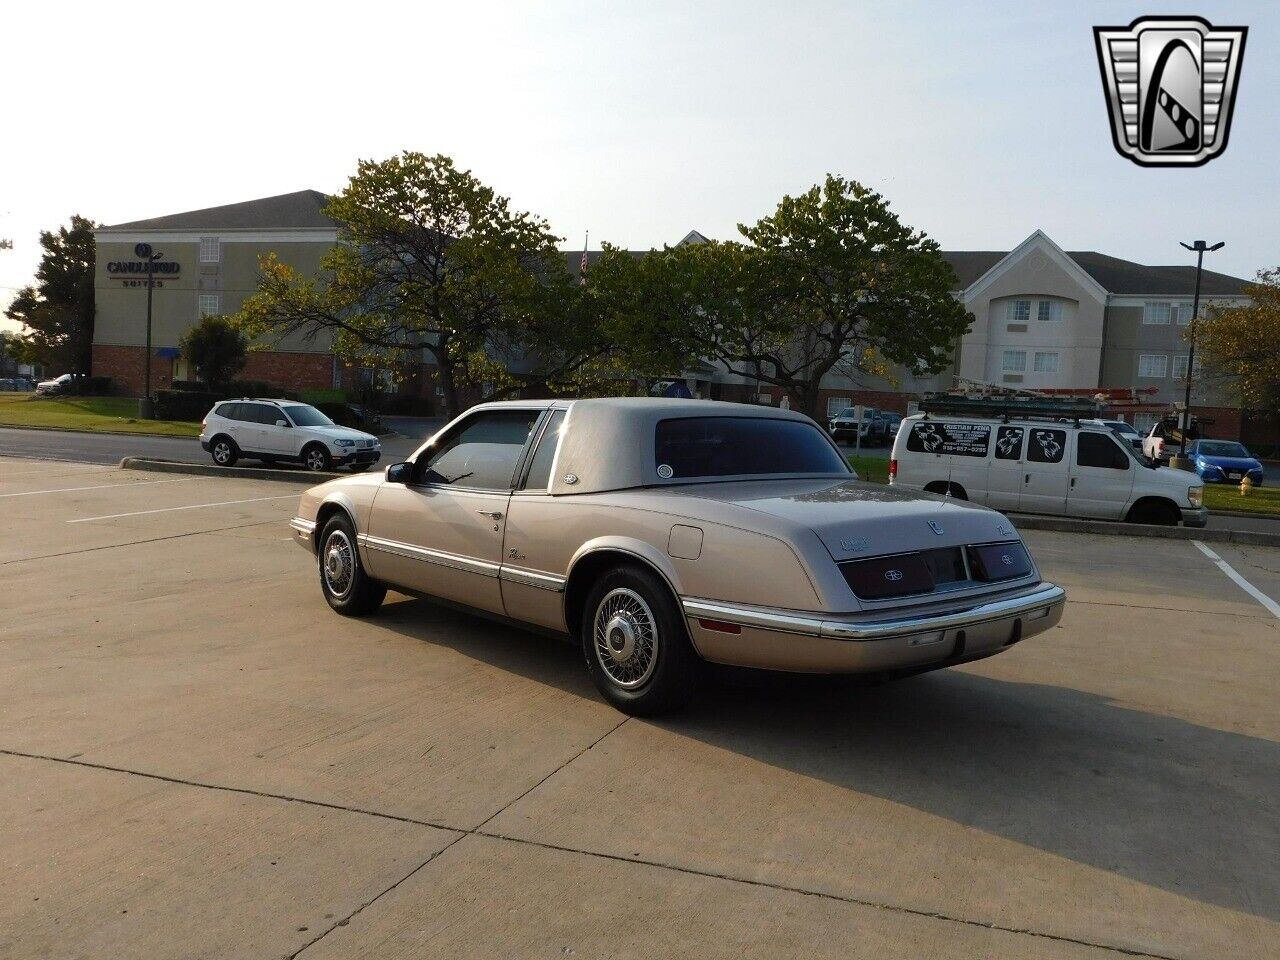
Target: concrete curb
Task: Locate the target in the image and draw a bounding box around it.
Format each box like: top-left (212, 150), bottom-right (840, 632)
top-left (0, 422), bottom-right (199, 439)
top-left (1207, 507), bottom-right (1280, 522)
top-left (1010, 513), bottom-right (1280, 548)
top-left (120, 457), bottom-right (342, 484)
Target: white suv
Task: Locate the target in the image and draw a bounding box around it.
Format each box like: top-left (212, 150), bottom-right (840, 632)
top-left (200, 399), bottom-right (382, 472)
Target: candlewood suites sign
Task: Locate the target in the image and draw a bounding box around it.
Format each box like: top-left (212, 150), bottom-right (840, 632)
top-left (105, 259), bottom-right (180, 288)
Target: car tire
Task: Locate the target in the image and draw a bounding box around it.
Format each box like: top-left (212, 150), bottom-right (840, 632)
top-left (1127, 499), bottom-right (1179, 526)
top-left (209, 436), bottom-right (239, 468)
top-left (302, 443), bottom-right (332, 472)
top-left (581, 565), bottom-right (699, 716)
top-left (318, 514), bottom-right (386, 616)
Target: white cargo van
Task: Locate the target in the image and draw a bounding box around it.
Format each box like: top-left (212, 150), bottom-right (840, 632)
top-left (889, 410), bottom-right (1207, 527)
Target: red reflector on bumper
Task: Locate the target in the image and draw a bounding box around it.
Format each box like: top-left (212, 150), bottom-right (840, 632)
top-left (697, 618), bottom-right (742, 634)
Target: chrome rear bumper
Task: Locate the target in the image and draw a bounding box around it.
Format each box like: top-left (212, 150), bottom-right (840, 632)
top-left (682, 583), bottom-right (1065, 674)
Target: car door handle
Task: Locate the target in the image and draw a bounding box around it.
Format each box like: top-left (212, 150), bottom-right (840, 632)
top-left (476, 510), bottom-right (504, 520)
top-left (1070, 477), bottom-right (1077, 488)
top-left (1024, 474), bottom-right (1030, 484)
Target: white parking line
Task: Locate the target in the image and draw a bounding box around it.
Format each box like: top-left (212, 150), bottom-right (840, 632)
top-left (0, 477), bottom-right (195, 499)
top-left (67, 495), bottom-right (298, 524)
top-left (1192, 541), bottom-right (1280, 620)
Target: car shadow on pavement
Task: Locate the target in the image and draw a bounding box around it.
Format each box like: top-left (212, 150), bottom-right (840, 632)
top-left (373, 595), bottom-right (1279, 924)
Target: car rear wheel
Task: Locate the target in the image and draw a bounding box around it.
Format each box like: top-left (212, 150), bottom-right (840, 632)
top-left (581, 565), bottom-right (699, 716)
top-left (318, 514), bottom-right (386, 615)
top-left (303, 444), bottom-right (332, 472)
top-left (210, 437), bottom-right (238, 467)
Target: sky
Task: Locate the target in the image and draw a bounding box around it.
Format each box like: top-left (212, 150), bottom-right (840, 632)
top-left (2, 1), bottom-right (1276, 333)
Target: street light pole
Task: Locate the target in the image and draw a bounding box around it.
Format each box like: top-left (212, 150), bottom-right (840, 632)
top-left (135, 243), bottom-right (162, 419)
top-left (1175, 239), bottom-right (1225, 461)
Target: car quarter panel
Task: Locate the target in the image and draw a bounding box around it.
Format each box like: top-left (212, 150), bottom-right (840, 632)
top-left (499, 494), bottom-right (825, 633)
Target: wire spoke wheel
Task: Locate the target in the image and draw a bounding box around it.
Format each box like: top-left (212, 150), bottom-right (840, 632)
top-left (592, 587), bottom-right (659, 689)
top-left (322, 529), bottom-right (355, 598)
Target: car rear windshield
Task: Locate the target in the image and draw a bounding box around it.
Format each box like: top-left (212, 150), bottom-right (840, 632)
top-left (1198, 441), bottom-right (1250, 457)
top-left (655, 416), bottom-right (849, 480)
top-left (281, 404), bottom-right (334, 427)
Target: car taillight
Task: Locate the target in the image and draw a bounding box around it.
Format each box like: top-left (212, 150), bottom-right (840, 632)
top-left (889, 458), bottom-right (898, 481)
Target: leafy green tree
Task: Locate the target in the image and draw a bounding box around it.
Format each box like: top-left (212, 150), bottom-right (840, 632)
top-left (3, 215), bottom-right (97, 374)
top-left (725, 176), bottom-right (970, 416)
top-left (234, 152), bottom-right (609, 418)
top-left (180, 315), bottom-right (247, 390)
top-left (587, 177), bottom-right (970, 417)
top-left (1196, 268), bottom-right (1280, 422)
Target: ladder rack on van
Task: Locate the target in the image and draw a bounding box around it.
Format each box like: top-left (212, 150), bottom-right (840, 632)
top-left (917, 395), bottom-right (1106, 425)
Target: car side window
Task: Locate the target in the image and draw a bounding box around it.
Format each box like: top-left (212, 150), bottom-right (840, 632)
top-left (418, 410), bottom-right (540, 490)
top-left (241, 403), bottom-right (273, 425)
top-left (994, 426), bottom-right (1023, 460)
top-left (521, 410), bottom-right (566, 491)
top-left (216, 403), bottom-right (240, 421)
top-left (1027, 429), bottom-right (1066, 464)
top-left (1077, 432), bottom-right (1130, 470)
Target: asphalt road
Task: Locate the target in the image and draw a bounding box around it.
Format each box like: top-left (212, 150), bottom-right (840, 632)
top-left (1, 455), bottom-right (1277, 958)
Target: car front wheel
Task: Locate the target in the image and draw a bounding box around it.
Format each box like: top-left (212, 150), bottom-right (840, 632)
top-left (581, 565), bottom-right (699, 716)
top-left (303, 444), bottom-right (332, 472)
top-left (318, 514), bottom-right (386, 615)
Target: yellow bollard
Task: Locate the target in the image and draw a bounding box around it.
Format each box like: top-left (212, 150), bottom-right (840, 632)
top-left (1240, 474), bottom-right (1253, 497)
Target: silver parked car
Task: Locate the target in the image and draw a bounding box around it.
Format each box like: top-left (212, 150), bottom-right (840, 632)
top-left (290, 399), bottom-right (1065, 715)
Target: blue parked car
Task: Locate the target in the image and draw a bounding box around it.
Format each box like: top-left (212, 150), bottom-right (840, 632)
top-left (1186, 440), bottom-right (1265, 486)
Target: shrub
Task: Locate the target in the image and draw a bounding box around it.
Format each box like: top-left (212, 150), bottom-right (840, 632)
top-left (226, 379), bottom-right (298, 401)
top-left (170, 380), bottom-right (207, 393)
top-left (67, 375), bottom-right (112, 396)
top-left (154, 389), bottom-right (223, 422)
top-left (179, 316), bottom-right (247, 390)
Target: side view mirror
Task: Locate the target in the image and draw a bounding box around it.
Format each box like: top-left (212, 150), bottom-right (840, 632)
top-left (386, 462), bottom-right (413, 484)
top-left (275, 419), bottom-right (290, 428)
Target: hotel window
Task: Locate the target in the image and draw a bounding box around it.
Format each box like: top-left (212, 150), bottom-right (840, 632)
top-left (1033, 351), bottom-right (1059, 373)
top-left (1007, 300), bottom-right (1031, 323)
top-left (1002, 350), bottom-right (1027, 372)
top-left (826, 397), bottom-right (850, 418)
top-left (1138, 354), bottom-right (1168, 378)
top-left (1175, 302), bottom-right (1195, 325)
top-left (198, 294), bottom-right (220, 317)
top-left (1172, 358), bottom-right (1203, 378)
top-left (199, 237), bottom-right (221, 263)
top-left (1036, 300), bottom-right (1062, 322)
top-left (1143, 302), bottom-right (1172, 324)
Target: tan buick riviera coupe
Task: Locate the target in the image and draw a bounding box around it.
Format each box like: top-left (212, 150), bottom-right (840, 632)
top-left (290, 399), bottom-right (1065, 715)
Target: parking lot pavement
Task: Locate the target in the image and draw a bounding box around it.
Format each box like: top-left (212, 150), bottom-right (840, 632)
top-left (1, 456), bottom-right (1277, 959)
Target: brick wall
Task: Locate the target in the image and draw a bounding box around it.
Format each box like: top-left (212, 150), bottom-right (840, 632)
top-left (241, 352), bottom-right (333, 394)
top-left (92, 344), bottom-right (174, 397)
top-left (93, 345), bottom-right (335, 397)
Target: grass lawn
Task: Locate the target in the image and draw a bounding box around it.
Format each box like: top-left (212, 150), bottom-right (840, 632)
top-left (848, 454), bottom-right (889, 484)
top-left (0, 394), bottom-right (200, 437)
top-left (1202, 482), bottom-right (1280, 517)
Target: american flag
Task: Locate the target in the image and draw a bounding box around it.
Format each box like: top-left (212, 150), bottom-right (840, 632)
top-left (579, 231), bottom-right (589, 285)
